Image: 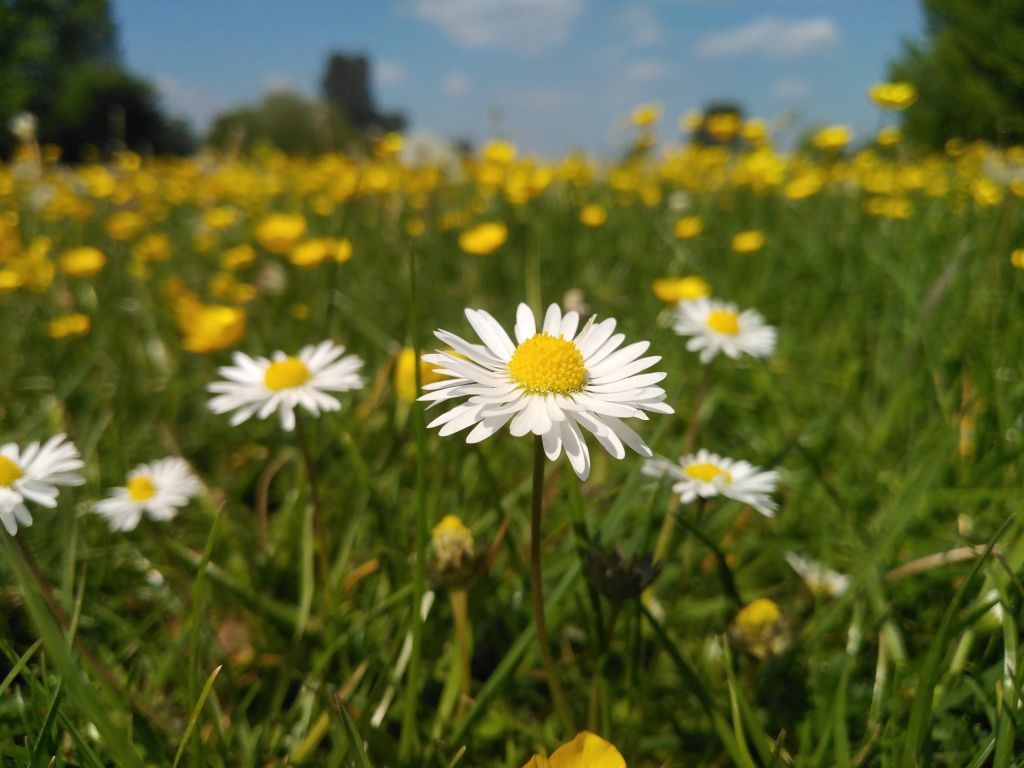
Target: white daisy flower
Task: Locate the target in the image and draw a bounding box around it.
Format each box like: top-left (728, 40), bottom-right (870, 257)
top-left (207, 340), bottom-right (364, 431)
top-left (0, 434), bottom-right (85, 535)
top-left (93, 457), bottom-right (202, 532)
top-left (643, 448), bottom-right (779, 517)
top-left (785, 552), bottom-right (850, 597)
top-left (672, 297), bottom-right (777, 363)
top-left (420, 302), bottom-right (674, 481)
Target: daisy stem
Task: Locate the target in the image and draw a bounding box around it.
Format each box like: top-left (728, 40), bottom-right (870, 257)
top-left (530, 435), bottom-right (576, 734)
top-left (295, 416), bottom-right (331, 596)
top-left (450, 587), bottom-right (472, 722)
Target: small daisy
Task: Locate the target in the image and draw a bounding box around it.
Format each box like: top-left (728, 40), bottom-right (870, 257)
top-left (420, 302), bottom-right (673, 481)
top-left (94, 457), bottom-right (202, 532)
top-left (673, 297), bottom-right (776, 363)
top-left (0, 434), bottom-right (85, 535)
top-left (785, 552), bottom-right (850, 597)
top-left (643, 448), bottom-right (780, 517)
top-left (207, 340), bottom-right (364, 431)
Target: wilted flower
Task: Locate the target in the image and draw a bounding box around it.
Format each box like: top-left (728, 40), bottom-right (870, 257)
top-left (523, 732), bottom-right (626, 768)
top-left (0, 434), bottom-right (85, 535)
top-left (589, 547), bottom-right (660, 602)
top-left (730, 598), bottom-right (793, 660)
top-left (430, 514), bottom-right (483, 588)
top-left (9, 112), bottom-right (37, 143)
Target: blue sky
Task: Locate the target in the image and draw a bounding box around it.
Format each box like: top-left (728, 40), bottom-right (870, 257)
top-left (111, 0), bottom-right (925, 157)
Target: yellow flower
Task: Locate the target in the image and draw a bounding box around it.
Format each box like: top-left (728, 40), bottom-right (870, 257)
top-left (203, 207), bottom-right (238, 231)
top-left (221, 244), bottom-right (256, 271)
top-left (1011, 249), bottom-right (1024, 269)
top-left (730, 598), bottom-right (793, 660)
top-left (394, 346), bottom-right (447, 404)
top-left (482, 140), bottom-right (517, 165)
top-left (289, 238), bottom-right (352, 268)
top-left (705, 112), bottom-right (741, 143)
top-left (132, 232), bottom-right (171, 262)
top-left (59, 246), bottom-right (106, 278)
top-left (522, 732), bottom-right (626, 768)
top-left (812, 125), bottom-right (853, 152)
top-left (741, 119), bottom-right (768, 144)
top-left (731, 230), bottom-right (765, 253)
top-left (679, 111), bottom-right (703, 133)
top-left (165, 278), bottom-right (246, 353)
top-left (47, 313), bottom-right (90, 339)
top-left (0, 269), bottom-right (25, 293)
top-left (784, 170), bottom-right (826, 200)
top-left (652, 275), bottom-right (711, 304)
top-left (458, 222), bottom-right (507, 255)
top-left (105, 210), bottom-right (144, 241)
top-left (630, 103), bottom-right (661, 127)
top-left (376, 131), bottom-right (404, 158)
top-left (869, 81), bottom-right (917, 110)
top-left (876, 126), bottom-right (902, 147)
top-left (673, 215), bottom-right (703, 239)
top-left (579, 204), bottom-right (607, 227)
top-left (405, 217), bottom-right (426, 237)
top-left (972, 179), bottom-right (1003, 207)
top-left (255, 213), bottom-right (307, 254)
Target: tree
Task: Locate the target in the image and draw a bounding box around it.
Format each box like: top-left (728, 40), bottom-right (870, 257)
top-left (320, 53), bottom-right (406, 134)
top-left (0, 0), bottom-right (194, 157)
top-left (207, 90), bottom-right (354, 156)
top-left (889, 0), bottom-right (1024, 148)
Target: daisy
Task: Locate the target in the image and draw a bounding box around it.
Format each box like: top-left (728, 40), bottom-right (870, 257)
top-left (785, 552), bottom-right (850, 597)
top-left (93, 457), bottom-right (202, 532)
top-left (207, 340), bottom-right (364, 431)
top-left (643, 448), bottom-right (780, 517)
top-left (673, 297), bottom-right (776, 363)
top-left (0, 434), bottom-right (85, 535)
top-left (420, 302), bottom-right (673, 481)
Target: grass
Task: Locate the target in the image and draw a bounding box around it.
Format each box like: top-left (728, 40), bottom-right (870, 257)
top-left (1, 144), bottom-right (1023, 765)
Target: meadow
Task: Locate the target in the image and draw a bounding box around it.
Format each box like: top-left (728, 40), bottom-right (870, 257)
top-left (1, 120), bottom-right (1023, 766)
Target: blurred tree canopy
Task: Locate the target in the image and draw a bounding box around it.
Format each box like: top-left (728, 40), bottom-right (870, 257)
top-left (321, 53), bottom-right (406, 133)
top-left (0, 0), bottom-right (194, 158)
top-left (208, 90), bottom-right (357, 156)
top-left (890, 0), bottom-right (1024, 148)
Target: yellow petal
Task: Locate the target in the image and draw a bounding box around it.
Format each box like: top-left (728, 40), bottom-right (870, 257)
top-left (522, 756), bottom-right (552, 768)
top-left (548, 732), bottom-right (626, 768)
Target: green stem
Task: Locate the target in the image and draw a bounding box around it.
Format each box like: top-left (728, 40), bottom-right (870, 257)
top-left (450, 588), bottom-right (472, 722)
top-left (399, 243), bottom-right (429, 759)
top-left (295, 416), bottom-right (332, 612)
top-left (531, 435), bottom-right (576, 734)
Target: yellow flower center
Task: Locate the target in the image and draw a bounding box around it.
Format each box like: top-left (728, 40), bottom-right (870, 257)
top-left (684, 462), bottom-right (731, 484)
top-left (264, 357), bottom-right (311, 391)
top-left (127, 474), bottom-right (156, 502)
top-left (706, 309), bottom-right (740, 335)
top-left (508, 333), bottom-right (587, 394)
top-left (0, 455), bottom-right (23, 487)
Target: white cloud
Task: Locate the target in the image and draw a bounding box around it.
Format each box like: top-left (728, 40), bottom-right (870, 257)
top-left (696, 17), bottom-right (838, 58)
top-left (410, 0), bottom-right (584, 53)
top-left (624, 59), bottom-right (669, 83)
top-left (771, 77), bottom-right (811, 101)
top-left (622, 5), bottom-right (663, 47)
top-left (443, 71), bottom-right (472, 96)
top-left (376, 60), bottom-right (406, 88)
